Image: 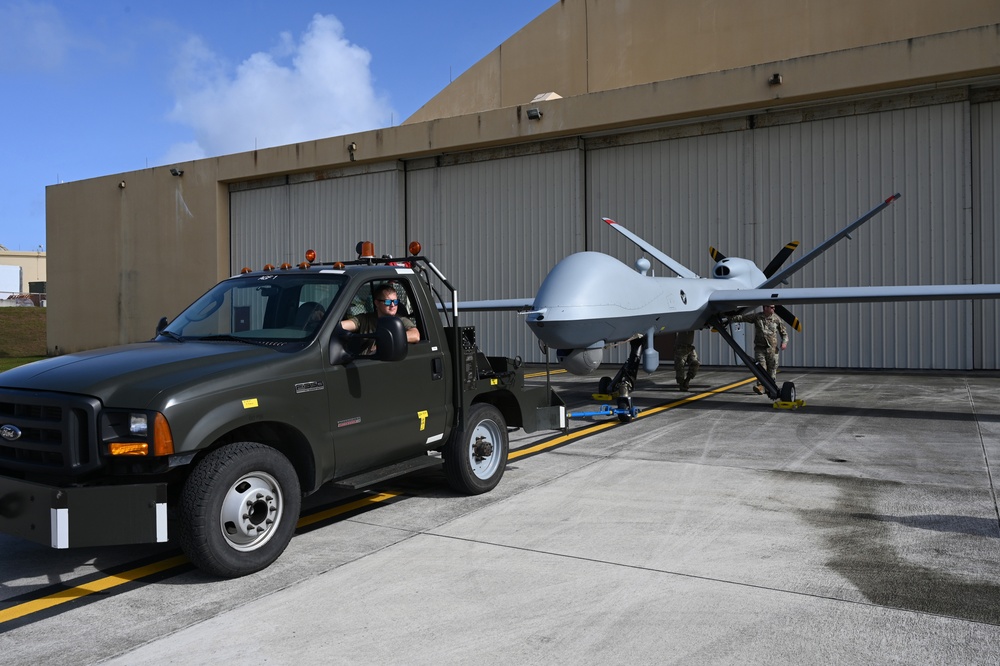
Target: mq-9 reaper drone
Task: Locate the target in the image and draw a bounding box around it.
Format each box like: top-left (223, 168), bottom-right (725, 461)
top-left (467, 194), bottom-right (1000, 421)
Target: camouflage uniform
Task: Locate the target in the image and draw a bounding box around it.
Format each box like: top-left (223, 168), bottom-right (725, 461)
top-left (674, 329), bottom-right (699, 391)
top-left (729, 310), bottom-right (788, 386)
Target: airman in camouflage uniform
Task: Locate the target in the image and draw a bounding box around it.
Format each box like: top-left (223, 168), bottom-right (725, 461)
top-left (729, 304), bottom-right (788, 394)
top-left (674, 329), bottom-right (699, 391)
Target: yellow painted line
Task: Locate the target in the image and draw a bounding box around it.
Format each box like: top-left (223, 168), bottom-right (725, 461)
top-left (633, 377), bottom-right (757, 419)
top-left (0, 491), bottom-right (401, 626)
top-left (295, 491), bottom-right (400, 528)
top-left (509, 420), bottom-right (620, 459)
top-left (524, 368), bottom-right (567, 379)
top-left (510, 376), bottom-right (758, 460)
top-left (1, 376), bottom-right (756, 625)
top-left (0, 554), bottom-right (190, 624)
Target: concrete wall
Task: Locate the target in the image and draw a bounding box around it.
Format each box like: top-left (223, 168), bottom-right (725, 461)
top-left (406, 0), bottom-right (1000, 123)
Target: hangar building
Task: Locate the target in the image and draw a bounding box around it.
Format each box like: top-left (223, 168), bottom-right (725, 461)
top-left (46, 0), bottom-right (1000, 370)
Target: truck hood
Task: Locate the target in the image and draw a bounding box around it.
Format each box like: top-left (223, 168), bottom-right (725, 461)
top-left (0, 341), bottom-right (287, 409)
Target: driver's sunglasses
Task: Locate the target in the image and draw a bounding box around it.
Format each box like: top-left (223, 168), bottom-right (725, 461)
top-left (381, 298), bottom-right (400, 306)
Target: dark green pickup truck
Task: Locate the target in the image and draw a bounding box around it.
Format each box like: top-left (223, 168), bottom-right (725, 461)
top-left (0, 244), bottom-right (564, 577)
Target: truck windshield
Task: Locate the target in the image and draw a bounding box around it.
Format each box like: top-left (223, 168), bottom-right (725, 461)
top-left (160, 273), bottom-right (348, 342)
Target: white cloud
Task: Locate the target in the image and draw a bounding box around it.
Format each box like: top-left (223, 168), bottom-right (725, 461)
top-left (165, 13), bottom-right (394, 160)
top-left (0, 1), bottom-right (72, 72)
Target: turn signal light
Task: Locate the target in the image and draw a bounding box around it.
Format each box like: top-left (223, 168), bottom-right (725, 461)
top-left (109, 442), bottom-right (148, 456)
top-left (153, 413), bottom-right (174, 456)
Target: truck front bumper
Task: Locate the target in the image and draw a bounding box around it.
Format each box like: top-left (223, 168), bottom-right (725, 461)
top-left (0, 477), bottom-right (168, 548)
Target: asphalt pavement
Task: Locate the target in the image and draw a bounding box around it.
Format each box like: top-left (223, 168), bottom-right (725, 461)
top-left (1, 367), bottom-right (998, 664)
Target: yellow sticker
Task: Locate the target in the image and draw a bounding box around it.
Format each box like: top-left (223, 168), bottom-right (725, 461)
top-left (242, 398), bottom-right (259, 409)
top-left (490, 378), bottom-right (498, 386)
top-left (417, 410), bottom-right (428, 431)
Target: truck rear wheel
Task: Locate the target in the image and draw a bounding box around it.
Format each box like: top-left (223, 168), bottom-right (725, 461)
top-left (178, 442), bottom-right (301, 578)
top-left (443, 403), bottom-right (509, 495)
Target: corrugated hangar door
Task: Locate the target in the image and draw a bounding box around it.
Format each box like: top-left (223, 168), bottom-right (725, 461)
top-left (230, 162), bottom-right (406, 272)
top-left (406, 140), bottom-right (585, 362)
top-left (972, 95), bottom-right (1000, 370)
top-left (587, 96), bottom-right (987, 370)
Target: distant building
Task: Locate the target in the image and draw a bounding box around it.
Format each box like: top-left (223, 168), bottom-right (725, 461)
top-left (0, 248), bottom-right (46, 304)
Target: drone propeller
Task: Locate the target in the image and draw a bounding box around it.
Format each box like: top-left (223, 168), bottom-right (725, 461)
top-left (775, 304), bottom-right (802, 332)
top-left (762, 241), bottom-right (800, 278)
top-left (709, 242), bottom-right (804, 332)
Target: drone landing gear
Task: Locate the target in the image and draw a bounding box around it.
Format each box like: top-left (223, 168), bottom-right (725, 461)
top-left (711, 317), bottom-right (798, 404)
top-left (593, 337), bottom-right (644, 423)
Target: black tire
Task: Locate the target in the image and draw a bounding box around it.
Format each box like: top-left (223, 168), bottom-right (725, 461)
top-left (443, 403), bottom-right (509, 495)
top-left (617, 396), bottom-right (634, 423)
top-left (598, 376), bottom-right (613, 394)
top-left (178, 442), bottom-right (301, 578)
top-left (779, 381), bottom-right (796, 402)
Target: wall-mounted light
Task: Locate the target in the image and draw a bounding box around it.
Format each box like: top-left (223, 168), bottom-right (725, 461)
top-left (170, 168), bottom-right (184, 177)
top-left (526, 108), bottom-right (543, 120)
top-left (118, 180), bottom-right (126, 189)
top-left (768, 73), bottom-right (783, 86)
top-left (348, 141), bottom-right (357, 161)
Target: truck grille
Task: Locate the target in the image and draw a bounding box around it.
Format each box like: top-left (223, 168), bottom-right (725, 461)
top-left (0, 390), bottom-right (101, 476)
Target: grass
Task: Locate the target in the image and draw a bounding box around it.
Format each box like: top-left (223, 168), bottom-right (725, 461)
top-left (0, 307), bottom-right (47, 370)
top-left (0, 356), bottom-right (45, 372)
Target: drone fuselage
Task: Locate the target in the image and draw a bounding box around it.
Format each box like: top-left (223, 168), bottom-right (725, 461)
top-left (525, 251), bottom-right (763, 359)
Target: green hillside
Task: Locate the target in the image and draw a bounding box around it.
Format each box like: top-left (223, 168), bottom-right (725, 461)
top-left (0, 306), bottom-right (47, 358)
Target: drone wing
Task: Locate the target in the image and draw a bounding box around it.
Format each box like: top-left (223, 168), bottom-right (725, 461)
top-left (439, 298), bottom-right (535, 312)
top-left (708, 283), bottom-right (1000, 312)
top-left (603, 217), bottom-right (699, 279)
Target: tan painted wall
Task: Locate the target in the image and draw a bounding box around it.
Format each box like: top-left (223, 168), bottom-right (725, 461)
top-left (0, 251), bottom-right (46, 292)
top-left (406, 0), bottom-right (1000, 123)
top-left (45, 15), bottom-right (1000, 353)
top-left (45, 164), bottom-right (229, 352)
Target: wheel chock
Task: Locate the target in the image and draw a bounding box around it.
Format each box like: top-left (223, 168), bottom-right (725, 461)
top-left (592, 392), bottom-right (615, 401)
top-left (772, 399), bottom-right (806, 410)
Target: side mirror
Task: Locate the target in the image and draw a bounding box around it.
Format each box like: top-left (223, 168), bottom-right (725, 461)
top-left (156, 317), bottom-right (168, 335)
top-left (328, 334), bottom-right (352, 365)
top-left (373, 316), bottom-right (408, 362)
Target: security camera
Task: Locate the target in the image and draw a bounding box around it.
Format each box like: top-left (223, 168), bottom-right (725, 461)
top-left (170, 168), bottom-right (184, 177)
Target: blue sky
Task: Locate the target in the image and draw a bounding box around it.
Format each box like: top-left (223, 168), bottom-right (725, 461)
top-left (0, 1), bottom-right (554, 251)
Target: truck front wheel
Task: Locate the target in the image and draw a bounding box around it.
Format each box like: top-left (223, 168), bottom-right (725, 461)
top-left (443, 403), bottom-right (509, 495)
top-left (178, 442), bottom-right (301, 578)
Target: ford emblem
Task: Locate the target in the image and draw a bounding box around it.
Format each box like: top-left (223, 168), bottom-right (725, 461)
top-left (0, 425), bottom-right (22, 441)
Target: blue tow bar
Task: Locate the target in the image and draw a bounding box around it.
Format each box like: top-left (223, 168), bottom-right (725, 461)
top-left (567, 404), bottom-right (640, 420)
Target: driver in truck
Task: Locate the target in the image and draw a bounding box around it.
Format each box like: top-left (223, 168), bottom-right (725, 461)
top-left (340, 283), bottom-right (421, 346)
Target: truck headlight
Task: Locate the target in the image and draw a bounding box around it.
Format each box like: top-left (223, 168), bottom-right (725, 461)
top-left (103, 411), bottom-right (175, 457)
top-left (130, 413), bottom-right (148, 435)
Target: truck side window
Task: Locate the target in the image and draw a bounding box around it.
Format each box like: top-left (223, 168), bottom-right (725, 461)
top-left (341, 279), bottom-right (423, 344)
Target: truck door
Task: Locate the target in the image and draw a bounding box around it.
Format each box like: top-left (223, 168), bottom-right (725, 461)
top-left (323, 277), bottom-right (450, 477)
